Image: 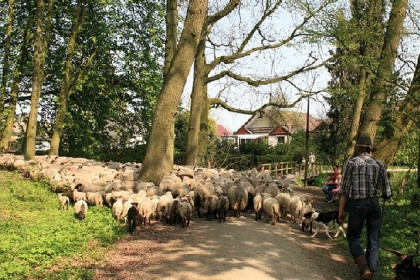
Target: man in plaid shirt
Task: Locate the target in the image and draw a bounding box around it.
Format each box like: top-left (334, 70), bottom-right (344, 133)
top-left (338, 134), bottom-right (392, 280)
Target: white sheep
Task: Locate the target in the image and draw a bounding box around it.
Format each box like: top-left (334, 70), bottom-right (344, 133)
top-left (216, 193), bottom-right (229, 223)
top-left (74, 200), bottom-right (88, 220)
top-left (178, 200), bottom-right (193, 228)
top-left (120, 198), bottom-right (134, 225)
top-left (73, 189), bottom-right (86, 202)
top-left (262, 196), bottom-right (281, 225)
top-left (274, 193), bottom-right (292, 219)
top-left (138, 198), bottom-right (154, 226)
top-left (227, 185), bottom-right (248, 218)
top-left (253, 193), bottom-right (263, 221)
top-left (289, 195), bottom-right (306, 223)
top-left (156, 194), bottom-right (172, 222)
top-left (86, 192), bottom-right (103, 207)
top-left (112, 198), bottom-right (124, 222)
top-left (57, 193), bottom-right (69, 210)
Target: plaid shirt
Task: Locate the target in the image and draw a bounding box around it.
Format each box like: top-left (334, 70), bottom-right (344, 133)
top-left (341, 153), bottom-right (392, 200)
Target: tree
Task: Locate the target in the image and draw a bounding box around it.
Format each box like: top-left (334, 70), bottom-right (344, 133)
top-left (24, 0), bottom-right (55, 160)
top-left (186, 0), bottom-right (333, 166)
top-left (139, 0), bottom-right (208, 183)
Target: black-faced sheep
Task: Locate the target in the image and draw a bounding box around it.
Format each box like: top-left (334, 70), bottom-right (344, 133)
top-left (57, 193), bottom-right (69, 210)
top-left (74, 200), bottom-right (88, 220)
top-left (227, 185), bottom-right (248, 218)
top-left (382, 247), bottom-right (420, 280)
top-left (127, 203), bottom-right (139, 234)
top-left (262, 195), bottom-right (280, 225)
top-left (203, 195), bottom-right (218, 221)
top-left (217, 193), bottom-right (229, 223)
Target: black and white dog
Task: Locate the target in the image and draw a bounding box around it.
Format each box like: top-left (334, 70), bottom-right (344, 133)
top-left (302, 210), bottom-right (346, 239)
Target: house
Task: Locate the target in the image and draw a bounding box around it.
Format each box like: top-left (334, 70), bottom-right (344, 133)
top-left (233, 108), bottom-right (323, 147)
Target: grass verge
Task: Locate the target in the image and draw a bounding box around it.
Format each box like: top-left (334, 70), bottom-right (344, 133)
top-left (0, 169), bottom-right (126, 280)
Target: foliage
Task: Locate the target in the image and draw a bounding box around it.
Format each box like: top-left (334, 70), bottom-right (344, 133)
top-left (0, 170), bottom-right (126, 280)
top-left (393, 127), bottom-right (419, 167)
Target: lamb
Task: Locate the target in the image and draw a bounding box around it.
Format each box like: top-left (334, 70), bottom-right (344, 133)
top-left (253, 193), bottom-right (263, 221)
top-left (203, 195), bottom-right (218, 221)
top-left (178, 200), bottom-right (193, 228)
top-left (74, 200), bottom-right (88, 220)
top-left (301, 204), bottom-right (314, 232)
top-left (262, 196), bottom-right (281, 225)
top-left (112, 197), bottom-right (124, 222)
top-left (216, 193), bottom-right (229, 223)
top-left (57, 193), bottom-right (69, 210)
top-left (127, 203), bottom-right (139, 234)
top-left (227, 185), bottom-right (248, 218)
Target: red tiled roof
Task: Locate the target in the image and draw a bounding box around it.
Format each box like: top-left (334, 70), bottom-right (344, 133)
top-left (217, 125), bottom-right (231, 137)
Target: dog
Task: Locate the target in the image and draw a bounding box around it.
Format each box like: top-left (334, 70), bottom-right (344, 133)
top-left (302, 210), bottom-right (346, 239)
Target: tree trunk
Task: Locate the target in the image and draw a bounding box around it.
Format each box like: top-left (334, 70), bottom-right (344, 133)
top-left (198, 85), bottom-right (208, 167)
top-left (139, 0), bottom-right (208, 184)
top-left (164, 0), bottom-right (178, 77)
top-left (0, 0), bottom-right (14, 118)
top-left (359, 0), bottom-right (408, 139)
top-left (0, 1), bottom-right (33, 152)
top-left (50, 0), bottom-right (86, 156)
top-left (186, 39), bottom-right (206, 166)
top-left (24, 0), bottom-right (55, 160)
top-left (344, 69), bottom-right (367, 160)
top-left (374, 52), bottom-right (420, 164)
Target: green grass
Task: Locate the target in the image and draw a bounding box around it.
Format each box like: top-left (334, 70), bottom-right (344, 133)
top-left (0, 170), bottom-right (126, 280)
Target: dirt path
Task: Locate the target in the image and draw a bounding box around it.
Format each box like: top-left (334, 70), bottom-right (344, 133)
top-left (94, 186), bottom-right (360, 280)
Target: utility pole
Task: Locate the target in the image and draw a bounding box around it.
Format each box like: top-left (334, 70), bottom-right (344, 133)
top-left (304, 95), bottom-right (310, 187)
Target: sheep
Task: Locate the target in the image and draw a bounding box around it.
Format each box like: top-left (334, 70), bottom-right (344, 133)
top-left (167, 198), bottom-right (181, 225)
top-left (138, 198), bottom-right (154, 226)
top-left (57, 193), bottom-right (69, 210)
top-left (178, 200), bottom-right (193, 228)
top-left (264, 183), bottom-right (280, 198)
top-left (301, 204), bottom-right (314, 232)
top-left (193, 182), bottom-right (214, 218)
top-left (203, 195), bottom-right (218, 221)
top-left (74, 200), bottom-right (88, 220)
top-left (120, 198), bottom-right (134, 225)
top-left (127, 203), bottom-right (139, 234)
top-left (86, 192), bottom-right (103, 207)
top-left (262, 196), bottom-right (281, 225)
top-left (227, 185), bottom-right (248, 218)
top-left (382, 248), bottom-right (420, 280)
top-left (156, 194), bottom-right (172, 222)
top-left (253, 193), bottom-right (263, 221)
top-left (73, 189), bottom-right (86, 202)
top-left (289, 195), bottom-right (305, 223)
top-left (112, 197), bottom-right (124, 222)
top-left (274, 193), bottom-right (292, 219)
top-left (216, 193), bottom-right (229, 223)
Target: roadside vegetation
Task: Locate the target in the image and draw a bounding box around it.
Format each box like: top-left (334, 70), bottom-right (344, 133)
top-left (0, 170), bottom-right (126, 280)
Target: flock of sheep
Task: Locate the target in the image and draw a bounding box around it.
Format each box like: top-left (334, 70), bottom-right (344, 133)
top-left (0, 154), bottom-right (315, 233)
top-left (55, 164), bottom-right (315, 233)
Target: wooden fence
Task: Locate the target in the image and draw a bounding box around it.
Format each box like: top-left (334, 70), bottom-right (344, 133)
top-left (260, 162), bottom-right (323, 180)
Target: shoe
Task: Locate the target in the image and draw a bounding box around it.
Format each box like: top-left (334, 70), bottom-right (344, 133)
top-left (327, 199), bottom-right (333, 203)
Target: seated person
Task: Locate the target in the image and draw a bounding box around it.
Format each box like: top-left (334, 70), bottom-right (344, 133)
top-left (322, 165), bottom-right (341, 202)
